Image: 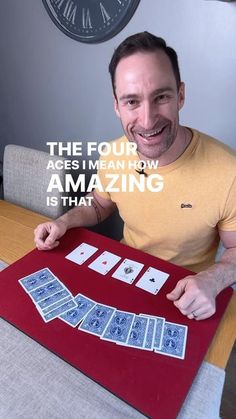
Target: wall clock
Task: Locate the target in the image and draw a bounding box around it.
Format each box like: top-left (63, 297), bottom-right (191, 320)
top-left (42, 0), bottom-right (140, 43)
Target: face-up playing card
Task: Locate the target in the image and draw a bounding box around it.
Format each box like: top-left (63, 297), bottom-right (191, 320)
top-left (101, 310), bottom-right (135, 344)
top-left (88, 251), bottom-right (121, 275)
top-left (79, 303), bottom-right (116, 336)
top-left (66, 242), bottom-right (98, 265)
top-left (135, 267), bottom-right (169, 295)
top-left (155, 321), bottom-right (188, 360)
top-left (112, 259), bottom-right (144, 284)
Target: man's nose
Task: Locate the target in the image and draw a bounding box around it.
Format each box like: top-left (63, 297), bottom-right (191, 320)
top-left (139, 102), bottom-right (157, 130)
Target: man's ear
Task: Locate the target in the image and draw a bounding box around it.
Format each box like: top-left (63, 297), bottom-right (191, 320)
top-left (178, 82), bottom-right (185, 111)
top-left (114, 96), bottom-right (120, 118)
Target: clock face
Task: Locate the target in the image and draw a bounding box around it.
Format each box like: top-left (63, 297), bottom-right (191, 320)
top-left (42, 0), bottom-right (140, 43)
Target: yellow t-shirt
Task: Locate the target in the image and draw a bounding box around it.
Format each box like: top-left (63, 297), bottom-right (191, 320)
top-left (95, 129), bottom-right (236, 273)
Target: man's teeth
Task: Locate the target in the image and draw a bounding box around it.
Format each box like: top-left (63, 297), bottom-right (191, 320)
top-left (139, 128), bottom-right (164, 138)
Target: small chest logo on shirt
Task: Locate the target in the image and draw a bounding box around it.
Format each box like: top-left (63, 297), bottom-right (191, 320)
top-left (181, 203), bottom-right (193, 209)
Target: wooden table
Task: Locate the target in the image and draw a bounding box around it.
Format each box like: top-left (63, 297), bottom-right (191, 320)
top-left (0, 199), bottom-right (235, 369)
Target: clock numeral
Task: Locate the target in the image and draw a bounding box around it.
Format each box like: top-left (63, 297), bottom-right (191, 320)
top-left (63, 0), bottom-right (77, 24)
top-left (82, 8), bottom-right (92, 29)
top-left (100, 2), bottom-right (111, 24)
top-left (53, 0), bottom-right (65, 10)
top-left (116, 0), bottom-right (122, 4)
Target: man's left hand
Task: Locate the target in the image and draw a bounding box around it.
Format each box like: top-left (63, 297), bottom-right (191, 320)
top-left (166, 273), bottom-right (218, 320)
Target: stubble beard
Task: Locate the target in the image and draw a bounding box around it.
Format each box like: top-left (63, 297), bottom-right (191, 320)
top-left (129, 120), bottom-right (178, 160)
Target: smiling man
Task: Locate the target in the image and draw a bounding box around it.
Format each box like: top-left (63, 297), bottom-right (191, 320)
top-left (112, 48), bottom-right (186, 164)
top-left (34, 32), bottom-right (236, 321)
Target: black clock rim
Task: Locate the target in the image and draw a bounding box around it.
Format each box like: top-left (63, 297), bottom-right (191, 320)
top-left (42, 0), bottom-right (140, 44)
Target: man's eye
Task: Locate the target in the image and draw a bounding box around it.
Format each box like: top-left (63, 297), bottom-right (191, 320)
top-left (127, 99), bottom-right (137, 106)
top-left (155, 94), bottom-right (169, 104)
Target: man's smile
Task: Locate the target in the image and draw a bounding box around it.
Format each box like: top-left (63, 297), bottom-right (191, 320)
top-left (134, 124), bottom-right (168, 144)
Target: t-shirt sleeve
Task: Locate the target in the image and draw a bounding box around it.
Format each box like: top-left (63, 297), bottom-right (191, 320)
top-left (218, 176), bottom-right (236, 231)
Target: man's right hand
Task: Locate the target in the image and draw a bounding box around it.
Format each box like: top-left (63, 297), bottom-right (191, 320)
top-left (34, 219), bottom-right (67, 250)
top-left (34, 192), bottom-right (116, 251)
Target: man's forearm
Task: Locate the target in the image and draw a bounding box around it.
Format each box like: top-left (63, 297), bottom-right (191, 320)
top-left (56, 193), bottom-right (114, 230)
top-left (202, 247), bottom-right (236, 295)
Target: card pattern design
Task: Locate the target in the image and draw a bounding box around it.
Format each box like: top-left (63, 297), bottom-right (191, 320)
top-left (155, 322), bottom-right (188, 359)
top-left (79, 304), bottom-right (116, 336)
top-left (18, 258), bottom-right (188, 359)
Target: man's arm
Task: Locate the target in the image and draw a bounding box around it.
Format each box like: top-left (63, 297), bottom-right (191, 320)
top-left (34, 191), bottom-right (117, 251)
top-left (166, 230), bottom-right (236, 320)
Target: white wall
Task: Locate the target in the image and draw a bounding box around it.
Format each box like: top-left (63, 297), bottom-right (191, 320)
top-left (0, 0), bottom-right (236, 161)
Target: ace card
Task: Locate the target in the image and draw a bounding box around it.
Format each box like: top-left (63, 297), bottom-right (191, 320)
top-left (66, 242), bottom-right (98, 265)
top-left (88, 251), bottom-right (121, 275)
top-left (112, 258), bottom-right (144, 284)
top-left (135, 267), bottom-right (169, 295)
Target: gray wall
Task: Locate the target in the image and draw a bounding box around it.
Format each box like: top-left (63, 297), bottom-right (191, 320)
top-left (0, 0), bottom-right (236, 161)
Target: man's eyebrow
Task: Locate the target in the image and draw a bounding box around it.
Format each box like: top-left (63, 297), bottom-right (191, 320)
top-left (118, 87), bottom-right (175, 101)
top-left (118, 93), bottom-right (140, 101)
top-left (151, 87), bottom-right (175, 96)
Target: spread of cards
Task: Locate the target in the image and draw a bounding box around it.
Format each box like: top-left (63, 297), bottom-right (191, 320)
top-left (66, 242), bottom-right (170, 294)
top-left (18, 241), bottom-right (188, 360)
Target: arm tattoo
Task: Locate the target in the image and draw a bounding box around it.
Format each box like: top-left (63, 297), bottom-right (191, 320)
top-left (91, 199), bottom-right (102, 224)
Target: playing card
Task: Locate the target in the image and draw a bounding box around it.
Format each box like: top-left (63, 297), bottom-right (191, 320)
top-left (18, 268), bottom-right (56, 293)
top-left (79, 303), bottom-right (116, 336)
top-left (125, 315), bottom-right (149, 349)
top-left (88, 251), bottom-right (121, 275)
top-left (135, 267), bottom-right (169, 295)
top-left (41, 299), bottom-right (77, 323)
top-left (140, 313), bottom-right (165, 350)
top-left (37, 289), bottom-right (72, 311)
top-left (60, 294), bottom-right (96, 327)
top-left (153, 317), bottom-right (165, 350)
top-left (143, 318), bottom-right (156, 351)
top-left (155, 321), bottom-right (188, 359)
top-left (39, 295), bottom-right (73, 315)
top-left (112, 259), bottom-right (144, 284)
top-left (29, 279), bottom-right (64, 303)
top-left (101, 310), bottom-right (135, 344)
top-left (66, 242), bottom-right (98, 265)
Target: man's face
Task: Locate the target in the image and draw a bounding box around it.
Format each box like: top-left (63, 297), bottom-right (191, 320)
top-left (114, 51), bottom-right (185, 160)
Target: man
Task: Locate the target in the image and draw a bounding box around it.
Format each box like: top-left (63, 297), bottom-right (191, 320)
top-left (34, 32), bottom-right (236, 321)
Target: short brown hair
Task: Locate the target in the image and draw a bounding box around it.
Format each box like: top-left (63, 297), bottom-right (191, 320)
top-left (109, 31), bottom-right (181, 97)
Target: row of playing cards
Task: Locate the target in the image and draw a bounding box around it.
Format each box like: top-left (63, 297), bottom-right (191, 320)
top-left (18, 268), bottom-right (78, 322)
top-left (66, 242), bottom-right (170, 295)
top-left (77, 298), bottom-right (188, 360)
top-left (18, 268), bottom-right (187, 359)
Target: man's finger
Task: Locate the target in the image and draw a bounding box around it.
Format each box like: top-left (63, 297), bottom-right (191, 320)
top-left (174, 291), bottom-right (196, 312)
top-left (166, 279), bottom-right (187, 301)
top-left (44, 234), bottom-right (58, 246)
top-left (35, 238), bottom-right (59, 251)
top-left (188, 309), bottom-right (212, 321)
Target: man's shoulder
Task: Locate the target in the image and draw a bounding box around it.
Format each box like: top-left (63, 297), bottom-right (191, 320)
top-left (193, 129), bottom-right (236, 163)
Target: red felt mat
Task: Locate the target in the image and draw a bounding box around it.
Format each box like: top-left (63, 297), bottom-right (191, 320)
top-left (0, 228), bottom-right (232, 418)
